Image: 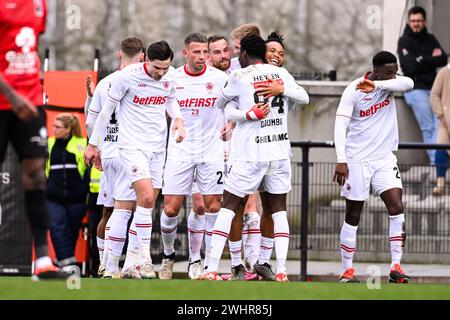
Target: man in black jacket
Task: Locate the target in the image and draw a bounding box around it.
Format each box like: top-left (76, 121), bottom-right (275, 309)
top-left (397, 6), bottom-right (447, 165)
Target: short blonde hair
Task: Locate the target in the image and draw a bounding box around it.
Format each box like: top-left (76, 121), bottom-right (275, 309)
top-left (231, 23), bottom-right (261, 40)
top-left (56, 113), bottom-right (82, 137)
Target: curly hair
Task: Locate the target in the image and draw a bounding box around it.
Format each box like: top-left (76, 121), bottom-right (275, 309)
top-left (266, 30), bottom-right (284, 48)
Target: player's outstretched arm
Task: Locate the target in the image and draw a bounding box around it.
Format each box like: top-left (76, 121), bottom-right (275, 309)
top-left (283, 73), bottom-right (309, 105)
top-left (373, 76), bottom-right (414, 92)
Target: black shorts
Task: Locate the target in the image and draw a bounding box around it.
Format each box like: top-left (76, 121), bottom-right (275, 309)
top-left (0, 107), bottom-right (48, 163)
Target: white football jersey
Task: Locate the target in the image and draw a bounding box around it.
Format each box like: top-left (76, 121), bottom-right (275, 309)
top-left (167, 65), bottom-right (227, 162)
top-left (220, 63), bottom-right (299, 162)
top-left (107, 63), bottom-right (177, 152)
top-left (337, 75), bottom-right (403, 162)
top-left (228, 57), bottom-right (241, 74)
top-left (88, 71), bottom-right (120, 159)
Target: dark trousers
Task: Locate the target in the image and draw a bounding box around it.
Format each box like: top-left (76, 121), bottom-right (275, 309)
top-left (87, 192), bottom-right (102, 277)
top-left (48, 200), bottom-right (86, 261)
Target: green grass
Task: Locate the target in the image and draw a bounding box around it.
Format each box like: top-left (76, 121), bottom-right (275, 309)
top-left (1, 277), bottom-right (450, 300)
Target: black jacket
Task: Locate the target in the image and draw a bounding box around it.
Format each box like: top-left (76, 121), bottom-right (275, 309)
top-left (46, 137), bottom-right (89, 204)
top-left (397, 25), bottom-right (447, 90)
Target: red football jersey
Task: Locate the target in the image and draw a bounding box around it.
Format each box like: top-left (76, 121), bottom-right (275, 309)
top-left (0, 0), bottom-right (46, 110)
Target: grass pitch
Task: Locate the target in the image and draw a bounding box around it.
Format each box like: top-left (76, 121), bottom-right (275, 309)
top-left (0, 277), bottom-right (449, 300)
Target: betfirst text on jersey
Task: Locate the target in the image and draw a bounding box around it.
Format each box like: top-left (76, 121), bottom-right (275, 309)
top-left (167, 65), bottom-right (227, 162)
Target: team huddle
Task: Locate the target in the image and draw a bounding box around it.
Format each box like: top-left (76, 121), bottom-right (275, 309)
top-left (83, 23), bottom-right (413, 284)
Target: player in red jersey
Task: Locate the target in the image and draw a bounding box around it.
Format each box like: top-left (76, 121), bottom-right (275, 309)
top-left (0, 0), bottom-right (69, 279)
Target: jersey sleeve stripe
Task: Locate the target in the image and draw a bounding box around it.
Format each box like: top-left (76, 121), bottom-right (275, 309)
top-left (336, 114), bottom-right (351, 119)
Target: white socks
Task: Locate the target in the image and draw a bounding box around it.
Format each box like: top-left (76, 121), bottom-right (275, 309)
top-left (258, 236), bottom-right (274, 265)
top-left (207, 208), bottom-right (235, 272)
top-left (133, 206), bottom-right (153, 263)
top-left (187, 210), bottom-right (205, 262)
top-left (242, 211), bottom-right (261, 268)
top-left (229, 240), bottom-right (243, 267)
top-left (340, 222), bottom-right (358, 273)
top-left (389, 214), bottom-right (405, 267)
top-left (96, 236), bottom-right (104, 263)
top-left (101, 220), bottom-right (112, 267)
top-left (123, 225), bottom-right (139, 270)
top-left (204, 212), bottom-right (218, 268)
top-left (160, 210), bottom-right (179, 256)
top-left (272, 211), bottom-right (289, 274)
top-left (106, 209), bottom-right (131, 273)
top-left (35, 256), bottom-right (53, 269)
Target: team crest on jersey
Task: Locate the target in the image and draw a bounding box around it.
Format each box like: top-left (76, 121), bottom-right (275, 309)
top-left (131, 166), bottom-right (139, 176)
top-left (346, 182), bottom-right (351, 191)
top-left (163, 81), bottom-right (169, 90)
top-left (33, 0), bottom-right (44, 17)
top-left (206, 82), bottom-right (214, 93)
top-left (103, 192), bottom-right (108, 198)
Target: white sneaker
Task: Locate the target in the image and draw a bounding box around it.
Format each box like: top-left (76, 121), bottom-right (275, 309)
top-left (102, 271), bottom-right (121, 279)
top-left (139, 263), bottom-right (156, 279)
top-left (188, 260), bottom-right (203, 280)
top-left (159, 259), bottom-right (174, 280)
top-left (98, 264), bottom-right (106, 278)
top-left (121, 266), bottom-right (142, 279)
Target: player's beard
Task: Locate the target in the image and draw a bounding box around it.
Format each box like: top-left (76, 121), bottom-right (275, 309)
top-left (217, 59), bottom-right (230, 72)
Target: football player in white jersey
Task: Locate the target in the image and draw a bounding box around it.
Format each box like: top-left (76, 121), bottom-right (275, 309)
top-left (159, 33), bottom-right (228, 280)
top-left (208, 34), bottom-right (264, 280)
top-left (333, 51), bottom-right (414, 283)
top-left (247, 30), bottom-right (290, 281)
top-left (202, 35), bottom-right (309, 282)
top-left (85, 37), bottom-right (157, 279)
top-left (84, 40), bottom-right (185, 279)
top-left (229, 23), bottom-right (261, 73)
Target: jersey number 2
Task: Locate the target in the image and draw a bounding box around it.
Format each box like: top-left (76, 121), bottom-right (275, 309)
top-left (393, 167), bottom-right (400, 179)
top-left (216, 171), bottom-right (224, 185)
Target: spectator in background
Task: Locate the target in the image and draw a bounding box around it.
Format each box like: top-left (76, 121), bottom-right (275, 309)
top-left (397, 6), bottom-right (447, 165)
top-left (46, 113), bottom-right (89, 272)
top-left (430, 55), bottom-right (450, 196)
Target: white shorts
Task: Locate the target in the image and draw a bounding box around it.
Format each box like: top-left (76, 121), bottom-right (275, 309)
top-left (119, 148), bottom-right (165, 188)
top-left (225, 159), bottom-right (291, 198)
top-left (107, 157), bottom-right (137, 202)
top-left (97, 170), bottom-right (114, 207)
top-left (341, 153), bottom-right (403, 201)
top-left (191, 176), bottom-right (200, 195)
top-left (162, 159), bottom-right (224, 195)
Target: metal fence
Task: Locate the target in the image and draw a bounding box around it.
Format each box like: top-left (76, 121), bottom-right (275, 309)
top-left (2, 141), bottom-right (450, 278)
top-left (0, 145), bottom-right (31, 275)
top-left (291, 70), bottom-right (337, 81)
top-left (292, 141), bottom-right (450, 280)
